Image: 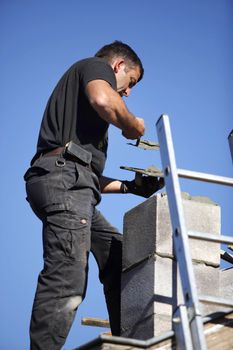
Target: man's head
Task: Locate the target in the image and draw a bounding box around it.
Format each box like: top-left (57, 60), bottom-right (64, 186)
top-left (95, 41), bottom-right (144, 97)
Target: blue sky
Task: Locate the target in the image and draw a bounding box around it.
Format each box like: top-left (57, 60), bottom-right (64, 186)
top-left (1, 1), bottom-right (233, 349)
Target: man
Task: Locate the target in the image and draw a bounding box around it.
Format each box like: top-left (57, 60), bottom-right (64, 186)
top-left (24, 41), bottom-right (164, 350)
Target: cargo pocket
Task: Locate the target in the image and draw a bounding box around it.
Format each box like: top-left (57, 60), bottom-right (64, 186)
top-left (24, 158), bottom-right (72, 218)
top-left (45, 212), bottom-right (91, 261)
top-left (24, 165), bottom-right (52, 219)
top-left (62, 160), bottom-right (79, 190)
top-left (24, 165), bottom-right (50, 182)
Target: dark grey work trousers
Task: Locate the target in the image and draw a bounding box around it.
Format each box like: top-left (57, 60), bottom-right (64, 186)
top-left (24, 155), bottom-right (122, 350)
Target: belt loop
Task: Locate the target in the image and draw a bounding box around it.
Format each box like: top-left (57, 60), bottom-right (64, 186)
top-left (55, 151), bottom-right (66, 167)
top-left (55, 157), bottom-right (66, 168)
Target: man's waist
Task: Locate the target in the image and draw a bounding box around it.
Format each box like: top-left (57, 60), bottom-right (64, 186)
top-left (43, 141), bottom-right (93, 167)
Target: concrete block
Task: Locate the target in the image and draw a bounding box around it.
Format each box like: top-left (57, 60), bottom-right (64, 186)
top-left (121, 258), bottom-right (155, 336)
top-left (121, 314), bottom-right (155, 340)
top-left (121, 193), bottom-right (221, 340)
top-left (123, 196), bottom-right (157, 271)
top-left (123, 193), bottom-right (220, 271)
top-left (194, 263), bottom-right (221, 316)
top-left (153, 256), bottom-right (220, 315)
top-left (220, 268), bottom-right (233, 301)
top-left (121, 312), bottom-right (171, 340)
top-left (121, 255), bottom-right (220, 339)
top-left (156, 193), bottom-right (221, 266)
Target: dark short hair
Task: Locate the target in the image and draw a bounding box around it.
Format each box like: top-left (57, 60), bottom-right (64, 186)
top-left (95, 40), bottom-right (144, 82)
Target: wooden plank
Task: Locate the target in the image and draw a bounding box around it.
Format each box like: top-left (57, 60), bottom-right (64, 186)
top-left (81, 317), bottom-right (110, 328)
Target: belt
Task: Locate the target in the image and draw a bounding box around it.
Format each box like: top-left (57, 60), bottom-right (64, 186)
top-left (42, 147), bottom-right (92, 169)
top-left (43, 147), bottom-right (65, 157)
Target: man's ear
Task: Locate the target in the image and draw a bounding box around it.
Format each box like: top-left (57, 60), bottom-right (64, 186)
top-left (113, 59), bottom-right (125, 73)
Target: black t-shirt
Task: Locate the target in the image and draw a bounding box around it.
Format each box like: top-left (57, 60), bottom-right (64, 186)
top-left (32, 57), bottom-right (117, 176)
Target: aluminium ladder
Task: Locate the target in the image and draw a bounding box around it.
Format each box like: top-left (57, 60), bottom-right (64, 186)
top-left (156, 114), bottom-right (233, 350)
top-left (228, 130), bottom-right (233, 163)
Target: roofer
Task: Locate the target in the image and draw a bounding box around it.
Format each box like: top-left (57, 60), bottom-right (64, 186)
top-left (24, 41), bottom-right (164, 349)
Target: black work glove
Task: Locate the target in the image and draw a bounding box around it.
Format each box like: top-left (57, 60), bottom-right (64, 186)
top-left (120, 176), bottom-right (164, 198)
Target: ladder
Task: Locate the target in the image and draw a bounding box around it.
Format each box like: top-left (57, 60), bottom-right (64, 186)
top-left (228, 130), bottom-right (233, 163)
top-left (156, 114), bottom-right (233, 350)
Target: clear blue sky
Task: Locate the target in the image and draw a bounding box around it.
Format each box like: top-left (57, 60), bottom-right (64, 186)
top-left (1, 1), bottom-right (232, 349)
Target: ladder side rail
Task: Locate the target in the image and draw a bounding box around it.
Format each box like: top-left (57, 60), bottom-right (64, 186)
top-left (173, 305), bottom-right (194, 350)
top-left (228, 130), bottom-right (233, 163)
top-left (156, 114), bottom-right (207, 350)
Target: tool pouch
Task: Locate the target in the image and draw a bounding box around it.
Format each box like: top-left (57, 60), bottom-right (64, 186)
top-left (65, 141), bottom-right (92, 165)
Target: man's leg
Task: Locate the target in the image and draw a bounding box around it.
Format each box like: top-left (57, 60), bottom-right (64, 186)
top-left (30, 207), bottom-right (92, 350)
top-left (25, 156), bottom-right (101, 348)
top-left (90, 209), bottom-right (122, 336)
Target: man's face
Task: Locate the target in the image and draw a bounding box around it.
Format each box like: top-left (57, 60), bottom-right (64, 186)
top-left (114, 62), bottom-right (141, 97)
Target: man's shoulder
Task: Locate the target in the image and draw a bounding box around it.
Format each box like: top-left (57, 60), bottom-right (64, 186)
top-left (71, 57), bottom-right (110, 70)
top-left (72, 57), bottom-right (116, 88)
top-left (58, 57), bottom-right (115, 90)
top-left (59, 57), bottom-right (112, 81)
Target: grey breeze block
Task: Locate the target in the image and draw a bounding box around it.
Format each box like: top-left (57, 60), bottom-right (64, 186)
top-left (121, 193), bottom-right (221, 339)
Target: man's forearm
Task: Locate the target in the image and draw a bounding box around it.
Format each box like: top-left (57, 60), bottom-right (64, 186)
top-left (99, 176), bottom-right (123, 193)
top-left (86, 80), bottom-right (144, 139)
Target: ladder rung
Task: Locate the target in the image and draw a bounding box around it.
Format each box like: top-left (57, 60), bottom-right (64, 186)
top-left (199, 295), bottom-right (233, 307)
top-left (188, 231), bottom-right (233, 245)
top-left (177, 168), bottom-right (233, 186)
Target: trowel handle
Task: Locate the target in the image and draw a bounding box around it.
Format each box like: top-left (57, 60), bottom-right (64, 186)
top-left (136, 138), bottom-right (141, 147)
top-left (135, 172), bottom-right (143, 186)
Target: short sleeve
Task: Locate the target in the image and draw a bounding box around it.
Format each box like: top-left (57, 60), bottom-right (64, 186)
top-left (79, 58), bottom-right (117, 90)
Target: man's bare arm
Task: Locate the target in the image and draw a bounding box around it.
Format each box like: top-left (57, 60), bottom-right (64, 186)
top-left (85, 80), bottom-right (144, 139)
top-left (99, 176), bottom-right (123, 193)
top-left (99, 175), bottom-right (164, 197)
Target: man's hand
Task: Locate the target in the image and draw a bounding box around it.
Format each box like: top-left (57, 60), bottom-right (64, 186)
top-left (121, 176), bottom-right (164, 198)
top-left (122, 117), bottom-right (145, 139)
